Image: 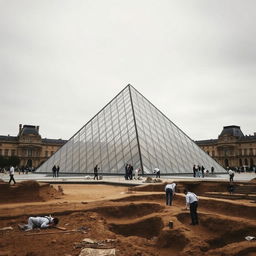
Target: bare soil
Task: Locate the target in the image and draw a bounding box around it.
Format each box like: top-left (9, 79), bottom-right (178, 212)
top-left (0, 180), bottom-right (256, 256)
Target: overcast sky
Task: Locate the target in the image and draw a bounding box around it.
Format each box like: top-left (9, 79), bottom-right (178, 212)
top-left (0, 0), bottom-right (255, 141)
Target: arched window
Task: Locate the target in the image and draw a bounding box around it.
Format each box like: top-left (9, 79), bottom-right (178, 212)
top-left (27, 159), bottom-right (32, 167)
top-left (244, 158), bottom-right (248, 166)
top-left (250, 158), bottom-right (254, 167)
top-left (239, 159), bottom-right (242, 166)
top-left (225, 159), bottom-right (229, 167)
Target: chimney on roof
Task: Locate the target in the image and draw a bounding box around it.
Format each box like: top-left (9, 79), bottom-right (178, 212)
top-left (36, 126), bottom-right (39, 132)
top-left (254, 132), bottom-right (256, 136)
top-left (19, 124), bottom-right (22, 133)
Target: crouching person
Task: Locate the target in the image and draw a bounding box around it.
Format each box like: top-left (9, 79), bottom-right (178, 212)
top-left (19, 216), bottom-right (59, 231)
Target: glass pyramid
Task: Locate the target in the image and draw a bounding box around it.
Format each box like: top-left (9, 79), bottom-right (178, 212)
top-left (36, 85), bottom-right (225, 174)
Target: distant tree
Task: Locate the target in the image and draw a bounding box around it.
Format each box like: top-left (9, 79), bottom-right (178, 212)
top-left (8, 156), bottom-right (20, 167)
top-left (0, 156), bottom-right (8, 168)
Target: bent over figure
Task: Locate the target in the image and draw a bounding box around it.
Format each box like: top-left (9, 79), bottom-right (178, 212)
top-left (165, 183), bottom-right (176, 206)
top-left (19, 216), bottom-right (59, 231)
top-left (184, 189), bottom-right (199, 225)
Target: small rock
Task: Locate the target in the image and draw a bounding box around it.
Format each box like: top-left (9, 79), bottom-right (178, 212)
top-left (82, 238), bottom-right (96, 244)
top-left (79, 248), bottom-right (115, 256)
top-left (51, 240), bottom-right (57, 243)
top-left (105, 239), bottom-right (117, 243)
top-left (0, 227), bottom-right (13, 231)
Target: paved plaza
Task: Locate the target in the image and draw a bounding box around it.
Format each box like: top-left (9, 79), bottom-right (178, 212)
top-left (1, 172), bottom-right (255, 185)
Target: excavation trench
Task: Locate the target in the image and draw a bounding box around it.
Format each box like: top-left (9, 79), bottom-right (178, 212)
top-left (93, 202), bottom-right (164, 219)
top-left (108, 216), bottom-right (164, 239)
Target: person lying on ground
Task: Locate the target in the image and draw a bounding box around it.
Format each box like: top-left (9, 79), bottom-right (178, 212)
top-left (18, 216), bottom-right (59, 231)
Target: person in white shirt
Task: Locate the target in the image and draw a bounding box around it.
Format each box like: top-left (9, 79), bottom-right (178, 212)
top-left (228, 169), bottom-right (235, 182)
top-left (19, 216), bottom-right (59, 231)
top-left (184, 189), bottom-right (199, 225)
top-left (8, 166), bottom-right (16, 184)
top-left (154, 168), bottom-right (160, 178)
top-left (134, 168), bottom-right (141, 180)
top-left (165, 183), bottom-right (176, 206)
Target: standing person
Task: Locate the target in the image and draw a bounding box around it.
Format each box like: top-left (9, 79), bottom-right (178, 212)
top-left (193, 165), bottom-right (196, 178)
top-left (125, 164), bottom-right (129, 180)
top-left (197, 165), bottom-right (201, 177)
top-left (129, 164), bottom-right (133, 180)
top-left (56, 165), bottom-right (60, 177)
top-left (194, 165), bottom-right (199, 177)
top-left (134, 168), bottom-right (141, 180)
top-left (184, 189), bottom-right (199, 225)
top-left (9, 166), bottom-right (16, 185)
top-left (52, 165), bottom-right (57, 178)
top-left (201, 165), bottom-right (205, 178)
top-left (165, 183), bottom-right (176, 206)
top-left (228, 168), bottom-right (235, 182)
top-left (154, 168), bottom-right (160, 178)
top-left (211, 166), bottom-right (214, 175)
top-left (94, 165), bottom-right (99, 180)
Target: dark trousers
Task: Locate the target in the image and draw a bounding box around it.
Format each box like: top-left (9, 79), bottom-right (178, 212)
top-left (190, 201), bottom-right (198, 225)
top-left (53, 171), bottom-right (56, 177)
top-left (94, 173), bottom-right (98, 180)
top-left (9, 174), bottom-right (16, 184)
top-left (166, 188), bottom-right (173, 205)
top-left (156, 171), bottom-right (160, 178)
top-left (229, 174), bottom-right (234, 182)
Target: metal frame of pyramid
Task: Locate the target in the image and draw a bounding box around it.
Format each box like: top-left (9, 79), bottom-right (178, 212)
top-left (36, 84), bottom-right (225, 175)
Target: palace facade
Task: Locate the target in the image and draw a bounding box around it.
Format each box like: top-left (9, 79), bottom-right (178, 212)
top-left (0, 124), bottom-right (67, 169)
top-left (196, 125), bottom-right (256, 170)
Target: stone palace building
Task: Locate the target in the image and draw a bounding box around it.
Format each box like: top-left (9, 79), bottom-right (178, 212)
top-left (196, 125), bottom-right (256, 170)
top-left (0, 124), bottom-right (67, 169)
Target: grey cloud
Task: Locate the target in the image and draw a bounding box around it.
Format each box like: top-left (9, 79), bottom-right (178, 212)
top-left (0, 0), bottom-right (255, 140)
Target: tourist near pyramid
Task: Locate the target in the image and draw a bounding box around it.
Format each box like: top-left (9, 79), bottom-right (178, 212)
top-left (36, 85), bottom-right (225, 175)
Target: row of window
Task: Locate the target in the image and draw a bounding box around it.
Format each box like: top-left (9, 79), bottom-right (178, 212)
top-left (0, 149), bottom-right (16, 156)
top-left (0, 149), bottom-right (54, 157)
top-left (223, 158), bottom-right (255, 167)
top-left (206, 149), bottom-right (256, 157)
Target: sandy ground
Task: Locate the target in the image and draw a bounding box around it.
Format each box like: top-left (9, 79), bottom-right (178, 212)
top-left (0, 181), bottom-right (256, 256)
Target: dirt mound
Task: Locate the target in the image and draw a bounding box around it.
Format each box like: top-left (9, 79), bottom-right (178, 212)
top-left (157, 227), bottom-right (189, 250)
top-left (0, 180), bottom-right (63, 203)
top-left (207, 241), bottom-right (256, 256)
top-left (108, 216), bottom-right (164, 239)
top-left (176, 211), bottom-right (256, 254)
top-left (250, 178), bottom-right (256, 183)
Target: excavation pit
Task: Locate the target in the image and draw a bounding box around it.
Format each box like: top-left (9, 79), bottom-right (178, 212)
top-left (108, 216), bottom-right (164, 239)
top-left (94, 203), bottom-right (163, 219)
